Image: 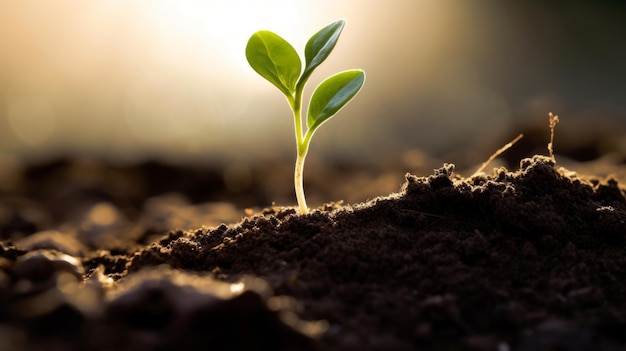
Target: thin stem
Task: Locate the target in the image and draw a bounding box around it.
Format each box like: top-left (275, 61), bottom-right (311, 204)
top-left (288, 95), bottom-right (302, 146)
top-left (291, 84), bottom-right (309, 214)
top-left (294, 145), bottom-right (309, 214)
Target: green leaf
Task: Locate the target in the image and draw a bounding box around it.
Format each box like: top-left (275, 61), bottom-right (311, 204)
top-left (246, 31), bottom-right (301, 97)
top-left (300, 19), bottom-right (346, 87)
top-left (307, 69), bottom-right (365, 131)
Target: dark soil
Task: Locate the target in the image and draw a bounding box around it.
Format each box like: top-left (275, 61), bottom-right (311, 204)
top-left (1, 155), bottom-right (626, 350)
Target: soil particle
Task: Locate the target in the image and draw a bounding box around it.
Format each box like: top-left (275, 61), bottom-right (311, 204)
top-left (1, 155), bottom-right (626, 350)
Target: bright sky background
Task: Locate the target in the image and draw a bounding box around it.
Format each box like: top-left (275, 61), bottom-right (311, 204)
top-left (1, 1), bottom-right (625, 164)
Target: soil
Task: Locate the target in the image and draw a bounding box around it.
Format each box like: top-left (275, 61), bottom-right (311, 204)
top-left (1, 154), bottom-right (626, 351)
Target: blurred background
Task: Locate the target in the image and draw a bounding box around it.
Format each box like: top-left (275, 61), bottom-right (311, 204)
top-left (1, 0), bottom-right (626, 170)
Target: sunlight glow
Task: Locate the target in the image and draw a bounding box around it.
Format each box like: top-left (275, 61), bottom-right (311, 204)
top-left (7, 97), bottom-right (56, 147)
top-left (116, 1), bottom-right (314, 147)
top-left (150, 0), bottom-right (304, 71)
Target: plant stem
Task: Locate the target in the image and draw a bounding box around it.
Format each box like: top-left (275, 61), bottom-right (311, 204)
top-left (294, 146), bottom-right (309, 214)
top-left (290, 87), bottom-right (309, 214)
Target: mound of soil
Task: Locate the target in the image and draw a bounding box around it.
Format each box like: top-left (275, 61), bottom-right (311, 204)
top-left (1, 155), bottom-right (625, 350)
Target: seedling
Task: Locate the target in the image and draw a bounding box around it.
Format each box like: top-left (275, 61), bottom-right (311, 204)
top-left (246, 19), bottom-right (365, 214)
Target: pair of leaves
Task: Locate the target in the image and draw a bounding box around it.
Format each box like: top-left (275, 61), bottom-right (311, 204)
top-left (246, 19), bottom-right (365, 132)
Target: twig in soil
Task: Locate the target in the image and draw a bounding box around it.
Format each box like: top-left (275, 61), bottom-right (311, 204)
top-left (399, 209), bottom-right (453, 219)
top-left (548, 112), bottom-right (560, 163)
top-left (472, 133), bottom-right (524, 176)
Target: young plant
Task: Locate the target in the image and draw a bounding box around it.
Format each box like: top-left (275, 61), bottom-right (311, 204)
top-left (246, 19), bottom-right (365, 214)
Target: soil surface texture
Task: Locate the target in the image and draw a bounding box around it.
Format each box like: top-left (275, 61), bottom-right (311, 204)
top-left (1, 155), bottom-right (626, 351)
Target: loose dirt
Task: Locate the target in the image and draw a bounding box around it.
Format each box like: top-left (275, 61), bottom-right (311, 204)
top-left (1, 155), bottom-right (625, 350)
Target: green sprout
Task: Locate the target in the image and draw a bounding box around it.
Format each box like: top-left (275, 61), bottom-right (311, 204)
top-left (246, 19), bottom-right (365, 214)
